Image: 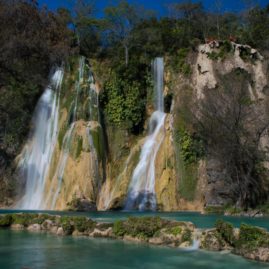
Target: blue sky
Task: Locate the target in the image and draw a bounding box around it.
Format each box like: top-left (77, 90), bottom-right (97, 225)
top-left (39, 0), bottom-right (268, 15)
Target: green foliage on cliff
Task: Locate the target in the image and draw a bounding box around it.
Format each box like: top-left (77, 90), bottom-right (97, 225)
top-left (195, 69), bottom-right (269, 208)
top-left (90, 127), bottom-right (105, 161)
top-left (175, 129), bottom-right (205, 164)
top-left (100, 63), bottom-right (148, 132)
top-left (75, 136), bottom-right (83, 159)
top-left (172, 84), bottom-right (204, 201)
top-left (206, 41), bottom-right (233, 61)
top-left (168, 48), bottom-right (191, 75)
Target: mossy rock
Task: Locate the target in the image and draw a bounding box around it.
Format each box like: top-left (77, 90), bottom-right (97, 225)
top-left (205, 206), bottom-right (226, 214)
top-left (181, 229), bottom-right (192, 243)
top-left (113, 220), bottom-right (125, 237)
top-left (90, 126), bottom-right (105, 161)
top-left (113, 217), bottom-right (167, 239)
top-left (201, 230), bottom-right (226, 251)
top-left (72, 216), bottom-right (95, 233)
top-left (237, 224), bottom-right (269, 250)
top-left (215, 219), bottom-right (235, 246)
top-left (164, 226), bottom-right (182, 236)
top-left (0, 214), bottom-right (12, 227)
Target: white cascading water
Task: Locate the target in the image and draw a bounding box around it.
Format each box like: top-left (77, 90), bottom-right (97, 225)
top-left (86, 72), bottom-right (99, 192)
top-left (16, 67), bottom-right (64, 209)
top-left (125, 57), bottom-right (166, 211)
top-left (49, 57), bottom-right (85, 209)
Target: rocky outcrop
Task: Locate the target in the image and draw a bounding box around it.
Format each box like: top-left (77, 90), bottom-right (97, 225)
top-left (1, 213), bottom-right (268, 263)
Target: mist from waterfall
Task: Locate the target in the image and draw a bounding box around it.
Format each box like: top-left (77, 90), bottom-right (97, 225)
top-left (16, 67), bottom-right (64, 209)
top-left (125, 57), bottom-right (166, 211)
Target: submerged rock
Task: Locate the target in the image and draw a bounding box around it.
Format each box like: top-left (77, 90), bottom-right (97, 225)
top-left (67, 197), bottom-right (97, 212)
top-left (27, 224), bottom-right (41, 232)
top-left (10, 224), bottom-right (24, 230)
top-left (56, 227), bottom-right (64, 236)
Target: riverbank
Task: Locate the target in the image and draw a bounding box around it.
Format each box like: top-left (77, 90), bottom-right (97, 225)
top-left (0, 213), bottom-right (268, 263)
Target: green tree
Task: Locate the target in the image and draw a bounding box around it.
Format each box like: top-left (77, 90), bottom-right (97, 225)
top-left (104, 0), bottom-right (148, 66)
top-left (73, 0), bottom-right (100, 57)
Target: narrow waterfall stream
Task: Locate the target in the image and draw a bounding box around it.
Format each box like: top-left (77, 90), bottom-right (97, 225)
top-left (125, 57), bottom-right (166, 211)
top-left (16, 68), bottom-right (64, 209)
top-left (48, 57), bottom-right (85, 209)
top-left (87, 70), bottom-right (101, 195)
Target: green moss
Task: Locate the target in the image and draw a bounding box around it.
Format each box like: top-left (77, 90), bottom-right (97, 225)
top-left (205, 206), bottom-right (225, 214)
top-left (165, 226), bottom-right (182, 236)
top-left (257, 204), bottom-right (269, 215)
top-left (182, 229), bottom-right (192, 243)
top-left (206, 41), bottom-right (233, 61)
top-left (0, 215), bottom-right (12, 227)
top-left (113, 217), bottom-right (166, 238)
top-left (215, 219), bottom-right (235, 246)
top-left (90, 127), bottom-right (104, 161)
top-left (125, 217), bottom-right (165, 238)
top-left (75, 136), bottom-right (83, 159)
top-left (12, 213), bottom-right (37, 226)
top-left (113, 220), bottom-right (125, 236)
top-left (58, 124), bottom-right (68, 150)
top-left (60, 216), bottom-right (74, 235)
top-left (237, 223), bottom-right (269, 250)
top-left (178, 160), bottom-right (198, 201)
top-left (72, 216), bottom-right (95, 232)
top-left (168, 48), bottom-right (192, 76)
top-left (224, 206), bottom-right (242, 215)
top-left (172, 84), bottom-right (204, 201)
top-left (205, 205), bottom-right (242, 215)
top-left (175, 129), bottom-right (205, 164)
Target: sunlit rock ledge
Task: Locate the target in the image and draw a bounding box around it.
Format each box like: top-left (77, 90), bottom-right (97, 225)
top-left (0, 214), bottom-right (268, 263)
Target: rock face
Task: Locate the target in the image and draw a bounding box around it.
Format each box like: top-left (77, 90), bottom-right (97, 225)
top-left (177, 42), bottom-right (269, 207)
top-left (12, 45), bottom-right (269, 211)
top-left (42, 119), bottom-right (100, 210)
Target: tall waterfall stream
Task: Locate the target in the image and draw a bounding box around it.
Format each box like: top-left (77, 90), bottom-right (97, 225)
top-left (125, 57), bottom-right (166, 210)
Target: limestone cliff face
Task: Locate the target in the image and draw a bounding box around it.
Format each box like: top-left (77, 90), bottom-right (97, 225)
top-left (171, 42), bottom-right (269, 208)
top-left (13, 44), bottom-right (269, 211)
top-left (44, 120), bottom-right (99, 210)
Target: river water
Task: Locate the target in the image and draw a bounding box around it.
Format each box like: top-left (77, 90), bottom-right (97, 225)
top-left (0, 229), bottom-right (268, 269)
top-left (1, 210), bottom-right (269, 230)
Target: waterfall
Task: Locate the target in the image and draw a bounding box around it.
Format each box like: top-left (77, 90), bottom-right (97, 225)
top-left (49, 122), bottom-right (75, 209)
top-left (154, 58), bottom-right (164, 111)
top-left (16, 67), bottom-right (64, 209)
top-left (48, 57), bottom-right (85, 209)
top-left (125, 57), bottom-right (166, 211)
top-left (86, 67), bottom-right (102, 194)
